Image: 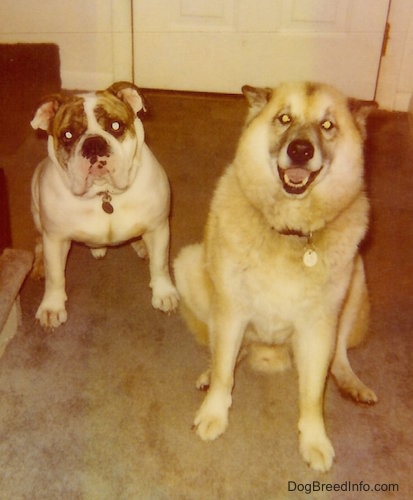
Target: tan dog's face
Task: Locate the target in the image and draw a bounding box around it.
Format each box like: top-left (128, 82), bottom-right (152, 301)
top-left (242, 83), bottom-right (376, 199)
top-left (31, 82), bottom-right (146, 196)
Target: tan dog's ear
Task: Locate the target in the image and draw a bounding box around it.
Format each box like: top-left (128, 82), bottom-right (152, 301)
top-left (348, 98), bottom-right (378, 139)
top-left (106, 81), bottom-right (148, 115)
top-left (242, 85), bottom-right (272, 123)
top-left (242, 85), bottom-right (272, 107)
top-left (30, 94), bottom-right (68, 131)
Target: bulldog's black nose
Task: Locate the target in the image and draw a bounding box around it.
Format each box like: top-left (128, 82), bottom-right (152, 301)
top-left (82, 136), bottom-right (110, 160)
top-left (287, 139), bottom-right (314, 164)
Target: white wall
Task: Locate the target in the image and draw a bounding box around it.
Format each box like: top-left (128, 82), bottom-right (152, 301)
top-left (376, 0), bottom-right (413, 110)
top-left (0, 0), bottom-right (132, 89)
top-left (0, 0), bottom-right (411, 109)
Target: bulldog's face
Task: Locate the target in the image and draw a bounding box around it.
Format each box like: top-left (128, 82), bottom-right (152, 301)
top-left (31, 82), bottom-right (146, 196)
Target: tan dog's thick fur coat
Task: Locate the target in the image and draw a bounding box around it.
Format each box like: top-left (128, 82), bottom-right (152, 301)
top-left (174, 82), bottom-right (377, 471)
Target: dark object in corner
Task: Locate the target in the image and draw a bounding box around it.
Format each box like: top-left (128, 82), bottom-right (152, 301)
top-left (0, 43), bottom-right (61, 154)
top-left (0, 168), bottom-right (12, 252)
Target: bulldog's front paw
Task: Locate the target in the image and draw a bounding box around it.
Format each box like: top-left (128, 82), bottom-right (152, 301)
top-left (36, 293), bottom-right (68, 329)
top-left (36, 305), bottom-right (67, 329)
top-left (299, 424), bottom-right (335, 472)
top-left (151, 278), bottom-right (179, 313)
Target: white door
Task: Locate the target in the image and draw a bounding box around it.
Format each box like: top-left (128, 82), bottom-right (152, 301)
top-left (132, 0), bottom-right (390, 99)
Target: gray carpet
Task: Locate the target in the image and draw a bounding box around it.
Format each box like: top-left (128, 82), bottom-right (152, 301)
top-left (0, 91), bottom-right (412, 499)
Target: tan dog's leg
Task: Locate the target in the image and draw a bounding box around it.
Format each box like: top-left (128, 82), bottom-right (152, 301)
top-left (138, 220), bottom-right (178, 313)
top-left (174, 243), bottom-right (211, 344)
top-left (175, 244), bottom-right (245, 440)
top-left (36, 236), bottom-right (71, 328)
top-left (194, 302), bottom-right (247, 441)
top-left (294, 318), bottom-right (336, 472)
top-left (331, 256), bottom-right (377, 403)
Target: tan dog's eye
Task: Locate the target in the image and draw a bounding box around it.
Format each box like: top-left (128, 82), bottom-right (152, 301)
top-left (321, 120), bottom-right (334, 131)
top-left (278, 114), bottom-right (292, 125)
top-left (111, 121), bottom-right (120, 131)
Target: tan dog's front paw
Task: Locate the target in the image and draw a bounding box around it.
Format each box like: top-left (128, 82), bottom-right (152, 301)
top-left (194, 409), bottom-right (228, 441)
top-left (299, 428), bottom-right (335, 472)
top-left (193, 391), bottom-right (232, 441)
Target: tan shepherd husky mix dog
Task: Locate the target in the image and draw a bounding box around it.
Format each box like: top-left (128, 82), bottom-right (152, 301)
top-left (174, 82), bottom-right (378, 472)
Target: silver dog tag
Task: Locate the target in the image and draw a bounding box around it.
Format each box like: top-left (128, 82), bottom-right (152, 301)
top-left (303, 248), bottom-right (318, 267)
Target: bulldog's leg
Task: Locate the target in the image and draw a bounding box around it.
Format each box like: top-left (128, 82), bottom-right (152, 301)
top-left (90, 247), bottom-right (107, 259)
top-left (136, 219), bottom-right (178, 312)
top-left (36, 235), bottom-right (71, 328)
top-left (193, 302), bottom-right (246, 441)
top-left (331, 257), bottom-right (377, 403)
top-left (131, 238), bottom-right (148, 259)
top-left (294, 318), bottom-right (336, 472)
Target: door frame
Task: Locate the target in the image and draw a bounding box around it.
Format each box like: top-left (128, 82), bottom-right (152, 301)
top-left (124, 0), bottom-right (409, 110)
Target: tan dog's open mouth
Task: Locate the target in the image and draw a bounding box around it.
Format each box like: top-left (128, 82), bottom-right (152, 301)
top-left (277, 165), bottom-right (322, 195)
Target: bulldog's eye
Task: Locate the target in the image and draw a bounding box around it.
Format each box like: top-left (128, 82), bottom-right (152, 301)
top-left (321, 119), bottom-right (335, 131)
top-left (109, 120), bottom-right (125, 136)
top-left (61, 129), bottom-right (75, 144)
top-left (278, 114), bottom-right (292, 125)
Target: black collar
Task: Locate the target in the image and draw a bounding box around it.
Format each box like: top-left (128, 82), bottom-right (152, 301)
top-left (276, 228), bottom-right (309, 238)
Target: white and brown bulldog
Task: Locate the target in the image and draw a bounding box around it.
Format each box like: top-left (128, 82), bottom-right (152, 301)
top-left (30, 81), bottom-right (179, 328)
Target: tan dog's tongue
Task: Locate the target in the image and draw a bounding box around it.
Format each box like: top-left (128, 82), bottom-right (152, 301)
top-left (285, 167), bottom-right (309, 184)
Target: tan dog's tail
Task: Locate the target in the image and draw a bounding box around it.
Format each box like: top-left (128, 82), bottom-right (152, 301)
top-left (174, 243), bottom-right (211, 345)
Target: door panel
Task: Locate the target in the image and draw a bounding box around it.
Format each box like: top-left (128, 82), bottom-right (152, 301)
top-left (133, 0), bottom-right (389, 98)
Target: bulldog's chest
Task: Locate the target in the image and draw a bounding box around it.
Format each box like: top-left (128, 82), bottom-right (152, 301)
top-left (65, 196), bottom-right (146, 245)
top-left (47, 187), bottom-right (162, 246)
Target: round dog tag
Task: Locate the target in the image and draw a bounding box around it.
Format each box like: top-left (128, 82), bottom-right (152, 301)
top-left (303, 248), bottom-right (318, 267)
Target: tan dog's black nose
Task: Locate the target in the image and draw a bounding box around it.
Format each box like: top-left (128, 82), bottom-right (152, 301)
top-left (287, 139), bottom-right (314, 164)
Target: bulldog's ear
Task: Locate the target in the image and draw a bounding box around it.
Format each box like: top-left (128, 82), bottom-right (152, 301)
top-left (107, 81), bottom-right (147, 115)
top-left (242, 85), bottom-right (272, 122)
top-left (30, 94), bottom-right (67, 131)
top-left (348, 98), bottom-right (378, 139)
